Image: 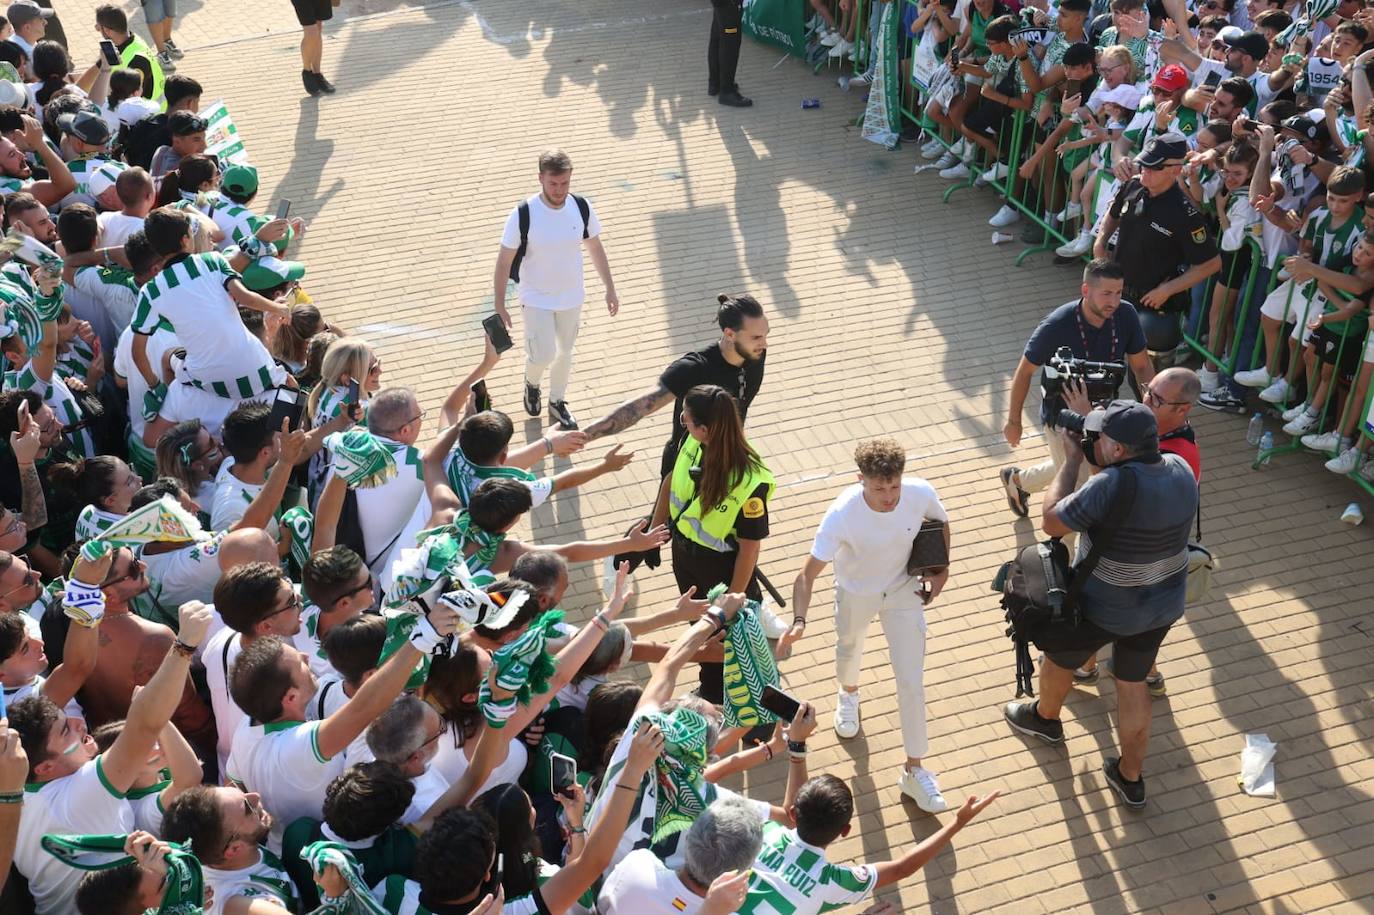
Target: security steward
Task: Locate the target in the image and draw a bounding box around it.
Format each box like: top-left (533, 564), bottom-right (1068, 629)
top-left (1094, 133), bottom-right (1221, 321)
top-left (709, 0), bottom-right (753, 107)
top-left (652, 383), bottom-right (773, 704)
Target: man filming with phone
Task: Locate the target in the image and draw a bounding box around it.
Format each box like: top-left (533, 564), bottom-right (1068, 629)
top-left (1003, 401), bottom-right (1197, 810)
top-left (1000, 258), bottom-right (1154, 518)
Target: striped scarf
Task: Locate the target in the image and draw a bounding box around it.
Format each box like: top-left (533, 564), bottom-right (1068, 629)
top-left (298, 842), bottom-right (388, 915)
top-left (644, 707), bottom-right (711, 843)
top-left (477, 609), bottom-right (564, 728)
top-left (709, 584), bottom-right (781, 730)
top-left (40, 833), bottom-right (204, 913)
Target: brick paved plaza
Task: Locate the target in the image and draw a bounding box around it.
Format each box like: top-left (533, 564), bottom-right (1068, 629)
top-left (54, 0), bottom-right (1374, 910)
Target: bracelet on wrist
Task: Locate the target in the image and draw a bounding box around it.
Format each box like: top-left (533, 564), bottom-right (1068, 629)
top-left (171, 639), bottom-right (196, 659)
top-left (542, 436), bottom-right (553, 455)
top-left (761, 743), bottom-right (774, 761)
top-left (592, 612), bottom-right (610, 632)
top-left (616, 782), bottom-right (638, 792)
top-left (786, 740), bottom-right (808, 755)
top-left (0, 791), bottom-right (23, 804)
top-left (569, 825), bottom-right (586, 834)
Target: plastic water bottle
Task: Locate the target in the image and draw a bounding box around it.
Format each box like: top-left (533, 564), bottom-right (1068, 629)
top-left (1258, 431), bottom-right (1274, 466)
top-left (1246, 413), bottom-right (1264, 446)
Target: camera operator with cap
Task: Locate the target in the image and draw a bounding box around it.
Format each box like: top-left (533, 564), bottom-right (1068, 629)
top-left (1000, 258), bottom-right (1154, 518)
top-left (1003, 401), bottom-right (1198, 810)
top-left (1094, 132), bottom-right (1221, 320)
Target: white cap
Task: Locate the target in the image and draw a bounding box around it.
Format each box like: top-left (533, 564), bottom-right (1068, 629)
top-left (88, 160), bottom-right (128, 199)
top-left (0, 80), bottom-right (24, 108)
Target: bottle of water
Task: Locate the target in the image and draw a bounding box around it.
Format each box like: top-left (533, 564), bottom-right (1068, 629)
top-left (1246, 413), bottom-right (1264, 446)
top-left (1258, 431), bottom-right (1274, 466)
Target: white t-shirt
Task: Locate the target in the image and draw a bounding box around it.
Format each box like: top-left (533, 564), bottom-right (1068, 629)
top-left (128, 779), bottom-right (168, 835)
top-left (13, 758), bottom-right (135, 915)
top-left (204, 625), bottom-right (246, 777)
top-left (310, 676), bottom-right (369, 762)
top-left (499, 193), bottom-right (602, 311)
top-left (200, 847), bottom-right (297, 915)
top-left (586, 703), bottom-right (772, 874)
top-left (400, 764), bottom-right (451, 825)
top-left (98, 211), bottom-right (147, 249)
top-left (348, 439), bottom-right (429, 582)
top-left (225, 718), bottom-right (346, 852)
top-left (142, 529), bottom-right (229, 609)
top-left (114, 325), bottom-right (178, 442)
top-left (295, 601), bottom-right (341, 681)
top-left (210, 457), bottom-right (279, 537)
top-left (599, 848), bottom-right (703, 915)
top-left (429, 730), bottom-right (528, 796)
top-left (810, 479), bottom-right (949, 596)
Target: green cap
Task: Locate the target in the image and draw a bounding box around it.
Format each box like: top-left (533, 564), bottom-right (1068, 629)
top-left (246, 214), bottom-right (293, 255)
top-left (241, 256), bottom-right (305, 291)
top-left (220, 164), bottom-right (259, 197)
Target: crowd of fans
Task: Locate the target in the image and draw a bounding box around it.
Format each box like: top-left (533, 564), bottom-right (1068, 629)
top-left (0, 3), bottom-right (1008, 913)
top-left (843, 0), bottom-right (1374, 481)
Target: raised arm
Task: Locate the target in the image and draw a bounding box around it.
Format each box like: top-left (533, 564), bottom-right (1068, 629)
top-left (232, 420), bottom-right (306, 532)
top-left (582, 383), bottom-right (674, 441)
top-left (311, 473), bottom-right (346, 554)
top-left (639, 592), bottom-right (744, 710)
top-left (10, 400), bottom-right (47, 530)
top-left (155, 720), bottom-right (202, 811)
top-left (872, 792), bottom-right (1000, 888)
top-left (439, 337), bottom-right (501, 428)
top-left (548, 520), bottom-right (669, 563)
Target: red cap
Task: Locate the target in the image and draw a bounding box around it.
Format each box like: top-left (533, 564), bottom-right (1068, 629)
top-left (1152, 64), bottom-right (1189, 92)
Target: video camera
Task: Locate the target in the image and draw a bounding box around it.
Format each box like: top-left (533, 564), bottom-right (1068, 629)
top-left (1042, 346), bottom-right (1126, 406)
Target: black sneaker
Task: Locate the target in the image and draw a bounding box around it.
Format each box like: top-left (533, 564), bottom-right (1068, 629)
top-left (1003, 700), bottom-right (1065, 745)
top-left (1103, 757), bottom-right (1147, 809)
top-left (1198, 389), bottom-right (1246, 413)
top-left (523, 382), bottom-right (541, 417)
top-left (314, 72), bottom-right (337, 94)
top-left (548, 400), bottom-right (578, 430)
top-left (302, 69), bottom-right (321, 96)
top-left (472, 380), bottom-right (492, 413)
top-left (718, 89), bottom-right (754, 108)
top-left (999, 467), bottom-right (1029, 518)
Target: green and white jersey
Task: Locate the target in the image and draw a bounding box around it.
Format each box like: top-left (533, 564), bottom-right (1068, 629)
top-left (1122, 100), bottom-right (1199, 152)
top-left (75, 504), bottom-right (125, 540)
top-left (983, 52), bottom-right (1028, 96)
top-left (444, 443), bottom-right (553, 507)
top-left (4, 360), bottom-right (93, 457)
top-left (129, 252), bottom-right (278, 397)
top-left (312, 384), bottom-right (371, 428)
top-left (209, 457), bottom-right (279, 538)
top-left (15, 758), bottom-right (135, 915)
top-left (293, 599), bottom-right (339, 680)
top-left (59, 155), bottom-right (113, 209)
top-left (372, 875), bottom-right (544, 915)
top-left (211, 201), bottom-right (260, 250)
top-left (72, 264), bottom-right (139, 333)
top-left (1094, 27), bottom-right (1159, 78)
top-left (1301, 206), bottom-right (1366, 273)
top-left (225, 718), bottom-right (345, 852)
top-left (0, 174), bottom-right (28, 196)
top-left (738, 821), bottom-right (877, 915)
top-left (201, 846), bottom-right (297, 915)
top-left (54, 337), bottom-right (96, 385)
top-left (0, 277), bottom-right (42, 353)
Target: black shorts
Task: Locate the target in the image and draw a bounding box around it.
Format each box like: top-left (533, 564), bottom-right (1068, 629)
top-left (964, 96), bottom-right (1013, 138)
top-left (1036, 618), bottom-right (1173, 681)
top-left (1310, 324), bottom-right (1362, 374)
top-left (291, 0), bottom-right (333, 27)
top-left (1217, 245), bottom-right (1254, 291)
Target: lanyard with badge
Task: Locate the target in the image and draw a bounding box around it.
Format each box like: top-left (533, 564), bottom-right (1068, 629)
top-left (1076, 303), bottom-right (1117, 361)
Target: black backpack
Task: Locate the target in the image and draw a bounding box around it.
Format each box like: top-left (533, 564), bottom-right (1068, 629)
top-left (994, 466), bottom-right (1137, 697)
top-left (508, 194), bottom-right (590, 283)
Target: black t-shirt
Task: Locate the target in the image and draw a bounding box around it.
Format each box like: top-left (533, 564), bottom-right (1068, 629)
top-left (1024, 299), bottom-right (1147, 425)
top-left (732, 481), bottom-right (771, 540)
top-left (1108, 180), bottom-right (1217, 297)
top-left (657, 344), bottom-right (766, 476)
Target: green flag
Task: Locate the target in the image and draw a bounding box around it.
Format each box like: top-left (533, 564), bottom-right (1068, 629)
top-left (742, 0), bottom-right (808, 57)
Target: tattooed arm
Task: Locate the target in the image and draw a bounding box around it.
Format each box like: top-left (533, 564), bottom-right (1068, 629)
top-left (583, 384), bottom-right (675, 441)
top-left (10, 400), bottom-right (48, 530)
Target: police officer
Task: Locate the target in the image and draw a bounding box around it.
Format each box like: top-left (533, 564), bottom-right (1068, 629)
top-left (652, 384), bottom-right (773, 703)
top-left (709, 0), bottom-right (753, 107)
top-left (1094, 133), bottom-right (1221, 326)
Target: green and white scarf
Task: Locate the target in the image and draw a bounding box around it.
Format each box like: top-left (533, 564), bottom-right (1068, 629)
top-left (299, 841), bottom-right (388, 915)
top-left (386, 511), bottom-right (503, 610)
top-left (708, 584), bottom-right (781, 730)
top-left (860, 0), bottom-right (901, 149)
top-left (281, 505), bottom-right (314, 579)
top-left (477, 609), bottom-right (563, 728)
top-left (1276, 0), bottom-right (1339, 47)
top-left (644, 707), bottom-right (711, 844)
top-left (327, 429), bottom-right (397, 489)
top-left (40, 833), bottom-right (204, 914)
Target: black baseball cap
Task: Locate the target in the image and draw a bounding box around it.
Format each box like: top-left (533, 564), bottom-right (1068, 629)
top-left (1084, 401), bottom-right (1159, 450)
top-left (1135, 132), bottom-right (1188, 167)
top-left (1281, 114), bottom-right (1320, 140)
top-left (1225, 29), bottom-right (1270, 61)
top-left (168, 111), bottom-right (208, 136)
top-left (56, 109), bottom-right (111, 147)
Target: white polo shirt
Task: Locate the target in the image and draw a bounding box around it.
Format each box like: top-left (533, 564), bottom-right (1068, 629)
top-left (200, 846), bottom-right (297, 915)
top-left (225, 717), bottom-right (345, 853)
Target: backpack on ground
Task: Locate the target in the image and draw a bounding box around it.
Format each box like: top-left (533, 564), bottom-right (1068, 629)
top-left (508, 194), bottom-right (590, 283)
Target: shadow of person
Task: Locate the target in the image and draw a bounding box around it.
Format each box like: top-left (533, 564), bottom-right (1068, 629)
top-left (718, 123), bottom-right (801, 320)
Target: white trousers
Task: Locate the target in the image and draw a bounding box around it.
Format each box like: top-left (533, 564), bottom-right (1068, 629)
top-left (523, 304), bottom-right (582, 402)
top-left (834, 583), bottom-right (929, 760)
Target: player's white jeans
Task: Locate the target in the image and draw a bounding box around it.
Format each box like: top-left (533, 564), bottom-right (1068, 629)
top-left (834, 582), bottom-right (929, 759)
top-left (523, 304), bottom-right (582, 402)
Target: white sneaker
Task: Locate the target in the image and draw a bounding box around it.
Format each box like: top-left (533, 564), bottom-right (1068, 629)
top-left (1326, 447), bottom-right (1362, 474)
top-left (1301, 431), bottom-right (1340, 452)
top-left (899, 766), bottom-right (949, 813)
top-left (989, 204), bottom-right (1021, 227)
top-left (1280, 401), bottom-right (1308, 422)
top-left (933, 150), bottom-right (958, 169)
top-left (1198, 367), bottom-right (1219, 393)
top-left (920, 137), bottom-right (944, 159)
top-left (1258, 377), bottom-right (1290, 404)
top-left (1232, 367), bottom-right (1272, 388)
top-left (939, 161), bottom-right (970, 180)
top-left (1282, 410), bottom-right (1319, 435)
top-left (829, 39), bottom-right (854, 58)
top-left (1055, 201), bottom-right (1083, 222)
top-left (834, 690), bottom-right (860, 739)
top-left (975, 162), bottom-right (1008, 187)
top-left (1360, 460), bottom-right (1374, 482)
top-left (1055, 229), bottom-right (1094, 258)
top-left (820, 29), bottom-right (841, 46)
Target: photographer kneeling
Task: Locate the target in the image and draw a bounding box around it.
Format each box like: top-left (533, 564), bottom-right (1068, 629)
top-left (1003, 401), bottom-right (1198, 810)
top-left (1001, 259), bottom-right (1155, 517)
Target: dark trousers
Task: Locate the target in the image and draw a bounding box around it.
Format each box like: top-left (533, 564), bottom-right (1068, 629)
top-left (671, 532), bottom-right (760, 705)
top-left (707, 0), bottom-right (743, 94)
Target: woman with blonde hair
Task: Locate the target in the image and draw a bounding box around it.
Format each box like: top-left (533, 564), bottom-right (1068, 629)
top-left (271, 303), bottom-right (335, 374)
top-left (306, 338), bottom-right (381, 494)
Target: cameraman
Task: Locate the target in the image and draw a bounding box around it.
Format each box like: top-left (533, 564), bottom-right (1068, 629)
top-left (1003, 401), bottom-right (1198, 810)
top-left (1000, 259), bottom-right (1155, 517)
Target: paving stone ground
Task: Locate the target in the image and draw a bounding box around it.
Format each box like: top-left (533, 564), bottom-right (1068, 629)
top-left (49, 0), bottom-right (1374, 911)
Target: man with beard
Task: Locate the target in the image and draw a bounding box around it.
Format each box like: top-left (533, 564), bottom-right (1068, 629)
top-left (0, 116), bottom-right (74, 206)
top-left (0, 390), bottom-right (74, 572)
top-left (1000, 259), bottom-right (1154, 517)
top-left (585, 292), bottom-right (768, 482)
top-left (162, 784), bottom-right (298, 914)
